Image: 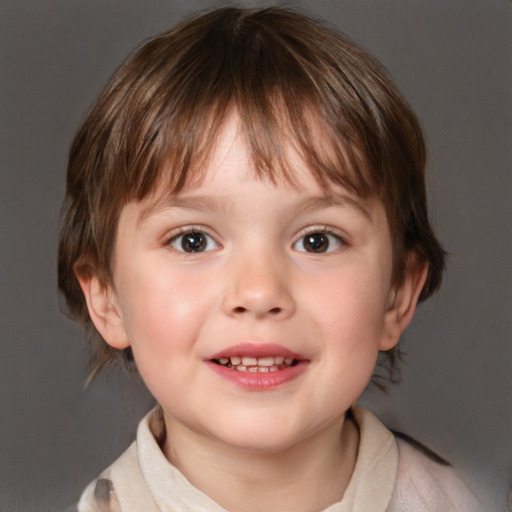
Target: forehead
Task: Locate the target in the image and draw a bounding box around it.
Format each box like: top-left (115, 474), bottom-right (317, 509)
top-left (140, 114), bottom-right (372, 219)
top-left (149, 110), bottom-right (373, 200)
top-left (132, 116), bottom-right (375, 231)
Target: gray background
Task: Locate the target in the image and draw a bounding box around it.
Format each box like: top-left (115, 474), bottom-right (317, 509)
top-left (1, 1), bottom-right (510, 511)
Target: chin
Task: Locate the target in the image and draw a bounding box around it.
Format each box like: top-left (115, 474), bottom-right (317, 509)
top-left (222, 434), bottom-right (300, 454)
top-left (211, 416), bottom-right (308, 454)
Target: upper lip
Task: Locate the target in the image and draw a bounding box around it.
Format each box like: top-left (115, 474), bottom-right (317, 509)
top-left (206, 343), bottom-right (307, 361)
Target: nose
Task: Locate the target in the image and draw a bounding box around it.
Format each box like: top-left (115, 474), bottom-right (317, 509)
top-left (222, 251), bottom-right (296, 320)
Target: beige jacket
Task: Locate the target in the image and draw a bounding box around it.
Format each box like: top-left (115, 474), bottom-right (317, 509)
top-left (77, 406), bottom-right (483, 512)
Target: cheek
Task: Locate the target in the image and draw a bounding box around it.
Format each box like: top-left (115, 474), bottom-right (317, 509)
top-left (315, 282), bottom-right (384, 402)
top-left (310, 265), bottom-right (388, 317)
top-left (304, 265), bottom-right (390, 356)
top-left (116, 264), bottom-right (218, 405)
top-left (116, 260), bottom-right (217, 355)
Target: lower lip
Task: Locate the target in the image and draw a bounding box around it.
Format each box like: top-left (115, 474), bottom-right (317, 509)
top-left (206, 361), bottom-right (308, 390)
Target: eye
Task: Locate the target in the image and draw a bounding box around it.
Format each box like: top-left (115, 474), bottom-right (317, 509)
top-left (169, 231), bottom-right (218, 253)
top-left (293, 231), bottom-right (343, 253)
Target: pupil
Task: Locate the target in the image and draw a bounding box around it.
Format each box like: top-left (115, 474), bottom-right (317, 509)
top-left (182, 232), bottom-right (206, 252)
top-left (305, 234), bottom-right (328, 253)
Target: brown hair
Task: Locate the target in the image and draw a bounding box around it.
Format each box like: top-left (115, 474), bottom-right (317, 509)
top-left (58, 6), bottom-right (446, 379)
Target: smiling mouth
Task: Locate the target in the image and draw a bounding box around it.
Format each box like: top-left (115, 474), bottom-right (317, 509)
top-left (211, 355), bottom-right (299, 373)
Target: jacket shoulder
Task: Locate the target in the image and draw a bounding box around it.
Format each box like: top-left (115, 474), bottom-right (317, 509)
top-left (388, 437), bottom-right (483, 512)
top-left (77, 441), bottom-right (154, 512)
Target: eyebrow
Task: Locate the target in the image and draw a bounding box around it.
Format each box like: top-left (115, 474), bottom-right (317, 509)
top-left (137, 194), bottom-right (232, 226)
top-left (137, 191), bottom-right (370, 227)
top-left (292, 194), bottom-right (371, 219)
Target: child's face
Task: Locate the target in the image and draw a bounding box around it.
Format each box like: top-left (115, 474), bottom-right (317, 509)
top-left (84, 116), bottom-right (422, 454)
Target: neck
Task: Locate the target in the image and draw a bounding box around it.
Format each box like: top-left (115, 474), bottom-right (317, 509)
top-left (162, 412), bottom-right (359, 512)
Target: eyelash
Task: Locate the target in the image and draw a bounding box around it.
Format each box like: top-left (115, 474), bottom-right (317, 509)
top-left (292, 227), bottom-right (347, 254)
top-left (166, 227), bottom-right (220, 254)
top-left (164, 226), bottom-right (347, 255)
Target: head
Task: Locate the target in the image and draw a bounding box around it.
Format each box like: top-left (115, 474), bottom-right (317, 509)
top-left (58, 6), bottom-right (445, 382)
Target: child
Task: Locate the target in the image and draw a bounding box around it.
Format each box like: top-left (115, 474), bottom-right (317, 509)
top-left (58, 6), bottom-right (483, 511)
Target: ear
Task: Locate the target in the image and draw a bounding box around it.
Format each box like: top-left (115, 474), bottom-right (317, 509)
top-left (380, 255), bottom-right (429, 351)
top-left (74, 264), bottom-right (130, 350)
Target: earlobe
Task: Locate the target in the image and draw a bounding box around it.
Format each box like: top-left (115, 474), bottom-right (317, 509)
top-left (74, 265), bottom-right (130, 350)
top-left (380, 256), bottom-right (429, 351)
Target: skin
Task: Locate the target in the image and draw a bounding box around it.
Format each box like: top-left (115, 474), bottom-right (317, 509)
top-left (77, 116), bottom-right (427, 511)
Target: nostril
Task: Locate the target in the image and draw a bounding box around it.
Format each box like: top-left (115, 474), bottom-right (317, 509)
top-left (232, 306), bottom-right (282, 315)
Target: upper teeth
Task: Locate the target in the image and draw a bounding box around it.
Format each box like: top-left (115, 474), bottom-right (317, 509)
top-left (216, 355), bottom-right (295, 372)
